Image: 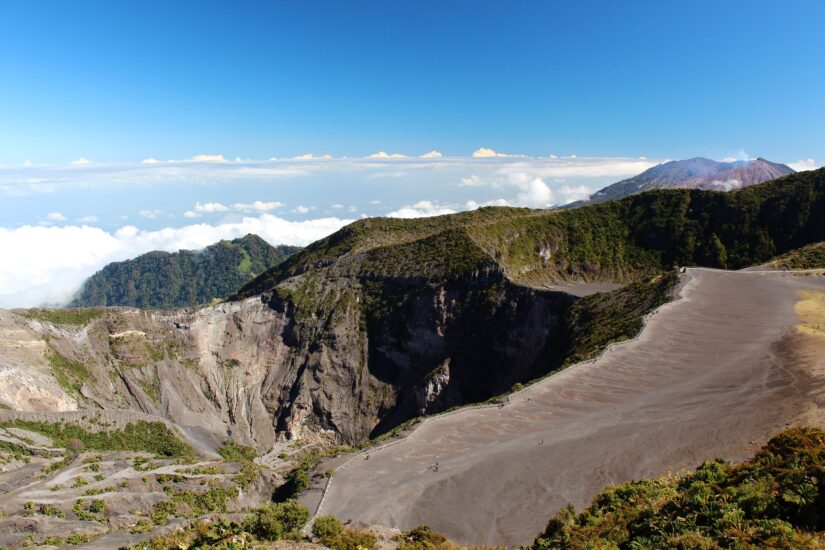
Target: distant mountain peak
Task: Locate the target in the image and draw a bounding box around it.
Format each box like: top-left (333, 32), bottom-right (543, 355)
top-left (576, 156), bottom-right (794, 205)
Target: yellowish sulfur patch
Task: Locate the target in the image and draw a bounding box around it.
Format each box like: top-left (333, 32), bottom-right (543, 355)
top-left (795, 290), bottom-right (825, 339)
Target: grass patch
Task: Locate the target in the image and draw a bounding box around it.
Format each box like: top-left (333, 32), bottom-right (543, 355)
top-left (46, 345), bottom-right (92, 396)
top-left (765, 241), bottom-right (825, 270)
top-left (0, 420), bottom-right (193, 458)
top-left (217, 441), bottom-right (257, 462)
top-left (20, 308), bottom-right (105, 326)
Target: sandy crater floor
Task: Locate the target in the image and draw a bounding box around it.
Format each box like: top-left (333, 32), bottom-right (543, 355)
top-left (320, 268), bottom-right (825, 547)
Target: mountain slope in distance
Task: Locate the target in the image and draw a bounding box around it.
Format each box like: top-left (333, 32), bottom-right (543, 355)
top-left (571, 157), bottom-right (794, 206)
top-left (69, 234), bottom-right (300, 309)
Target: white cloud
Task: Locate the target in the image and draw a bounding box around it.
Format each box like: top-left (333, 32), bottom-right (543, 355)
top-left (368, 151), bottom-right (408, 159)
top-left (465, 199), bottom-right (510, 210)
top-left (188, 200), bottom-right (284, 216)
top-left (232, 201), bottom-right (284, 212)
top-left (70, 158), bottom-right (92, 165)
top-left (291, 206), bottom-right (310, 214)
top-left (515, 177), bottom-right (555, 208)
top-left (293, 153), bottom-right (332, 160)
top-left (709, 179), bottom-right (744, 191)
top-left (22, 160), bottom-right (33, 167)
top-left (141, 158), bottom-right (160, 164)
top-left (47, 212), bottom-right (66, 222)
top-left (0, 154), bottom-right (656, 199)
top-left (387, 200), bottom-right (457, 218)
top-left (331, 204), bottom-right (344, 209)
top-left (494, 157), bottom-right (657, 180)
top-left (193, 201), bottom-right (230, 214)
top-left (77, 215), bottom-right (98, 223)
top-left (189, 154), bottom-right (226, 163)
top-left (789, 159), bottom-right (819, 172)
top-left (369, 200), bottom-right (381, 205)
top-left (460, 175), bottom-right (484, 187)
top-left (0, 215), bottom-right (353, 308)
top-left (472, 147), bottom-right (524, 158)
top-left (419, 150), bottom-right (443, 159)
top-left (557, 184), bottom-right (592, 204)
top-left (139, 209), bottom-right (163, 219)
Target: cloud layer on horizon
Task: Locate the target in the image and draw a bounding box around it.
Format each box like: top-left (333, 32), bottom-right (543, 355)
top-left (0, 215), bottom-right (353, 309)
top-left (0, 151), bottom-right (743, 309)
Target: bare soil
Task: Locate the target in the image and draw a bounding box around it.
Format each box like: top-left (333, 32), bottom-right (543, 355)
top-left (320, 269), bottom-right (825, 547)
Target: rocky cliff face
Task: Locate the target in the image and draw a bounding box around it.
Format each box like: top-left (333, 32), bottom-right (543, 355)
top-left (0, 267), bottom-right (575, 450)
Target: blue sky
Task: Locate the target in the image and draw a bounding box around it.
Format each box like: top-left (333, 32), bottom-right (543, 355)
top-left (2, 0), bottom-right (824, 163)
top-left (0, 0), bottom-right (823, 307)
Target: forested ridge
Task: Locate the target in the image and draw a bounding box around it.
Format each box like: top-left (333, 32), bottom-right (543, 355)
top-left (70, 234), bottom-right (299, 309)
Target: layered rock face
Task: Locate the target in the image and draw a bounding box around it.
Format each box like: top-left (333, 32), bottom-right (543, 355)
top-left (0, 268), bottom-right (575, 451)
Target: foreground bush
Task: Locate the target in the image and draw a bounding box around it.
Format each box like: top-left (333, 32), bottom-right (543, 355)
top-left (528, 427), bottom-right (825, 549)
top-left (396, 525), bottom-right (461, 550)
top-left (320, 526), bottom-right (378, 550)
top-left (312, 515), bottom-right (344, 539)
top-left (243, 501), bottom-right (309, 541)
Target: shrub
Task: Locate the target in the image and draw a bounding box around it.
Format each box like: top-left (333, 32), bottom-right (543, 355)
top-left (312, 515), bottom-right (344, 540)
top-left (89, 499), bottom-right (105, 513)
top-left (324, 527), bottom-right (378, 550)
top-left (244, 501), bottom-right (309, 541)
top-left (526, 427), bottom-right (825, 549)
top-left (217, 441), bottom-right (257, 462)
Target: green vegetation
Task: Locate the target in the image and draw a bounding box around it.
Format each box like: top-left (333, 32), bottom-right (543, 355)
top-left (65, 533), bottom-right (96, 545)
top-left (36, 503), bottom-right (64, 518)
top-left (764, 241), bottom-right (825, 270)
top-left (320, 525), bottom-right (379, 550)
top-left (163, 484), bottom-right (236, 517)
top-left (0, 439), bottom-right (34, 462)
top-left (396, 525), bottom-right (461, 550)
top-left (217, 441), bottom-right (257, 462)
top-left (244, 501), bottom-right (309, 541)
top-left (272, 446), bottom-right (351, 502)
top-left (130, 519), bottom-right (251, 549)
top-left (70, 234), bottom-right (300, 308)
top-left (312, 515), bottom-right (344, 539)
top-left (130, 503), bottom-right (312, 549)
top-left (73, 498), bottom-right (104, 521)
top-left (0, 420), bottom-right (192, 457)
top-left (528, 427), bottom-right (825, 549)
top-left (241, 169), bottom-right (825, 302)
top-left (46, 345), bottom-right (92, 396)
top-left (234, 460), bottom-right (261, 490)
top-left (19, 307), bottom-right (105, 326)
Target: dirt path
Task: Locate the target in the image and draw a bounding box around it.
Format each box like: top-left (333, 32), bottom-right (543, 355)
top-left (320, 269), bottom-right (825, 547)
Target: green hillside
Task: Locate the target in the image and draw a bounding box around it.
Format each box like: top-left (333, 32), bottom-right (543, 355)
top-left (70, 234), bottom-right (300, 309)
top-left (239, 167), bottom-right (825, 299)
top-left (528, 427), bottom-right (825, 549)
top-left (762, 241), bottom-right (825, 270)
